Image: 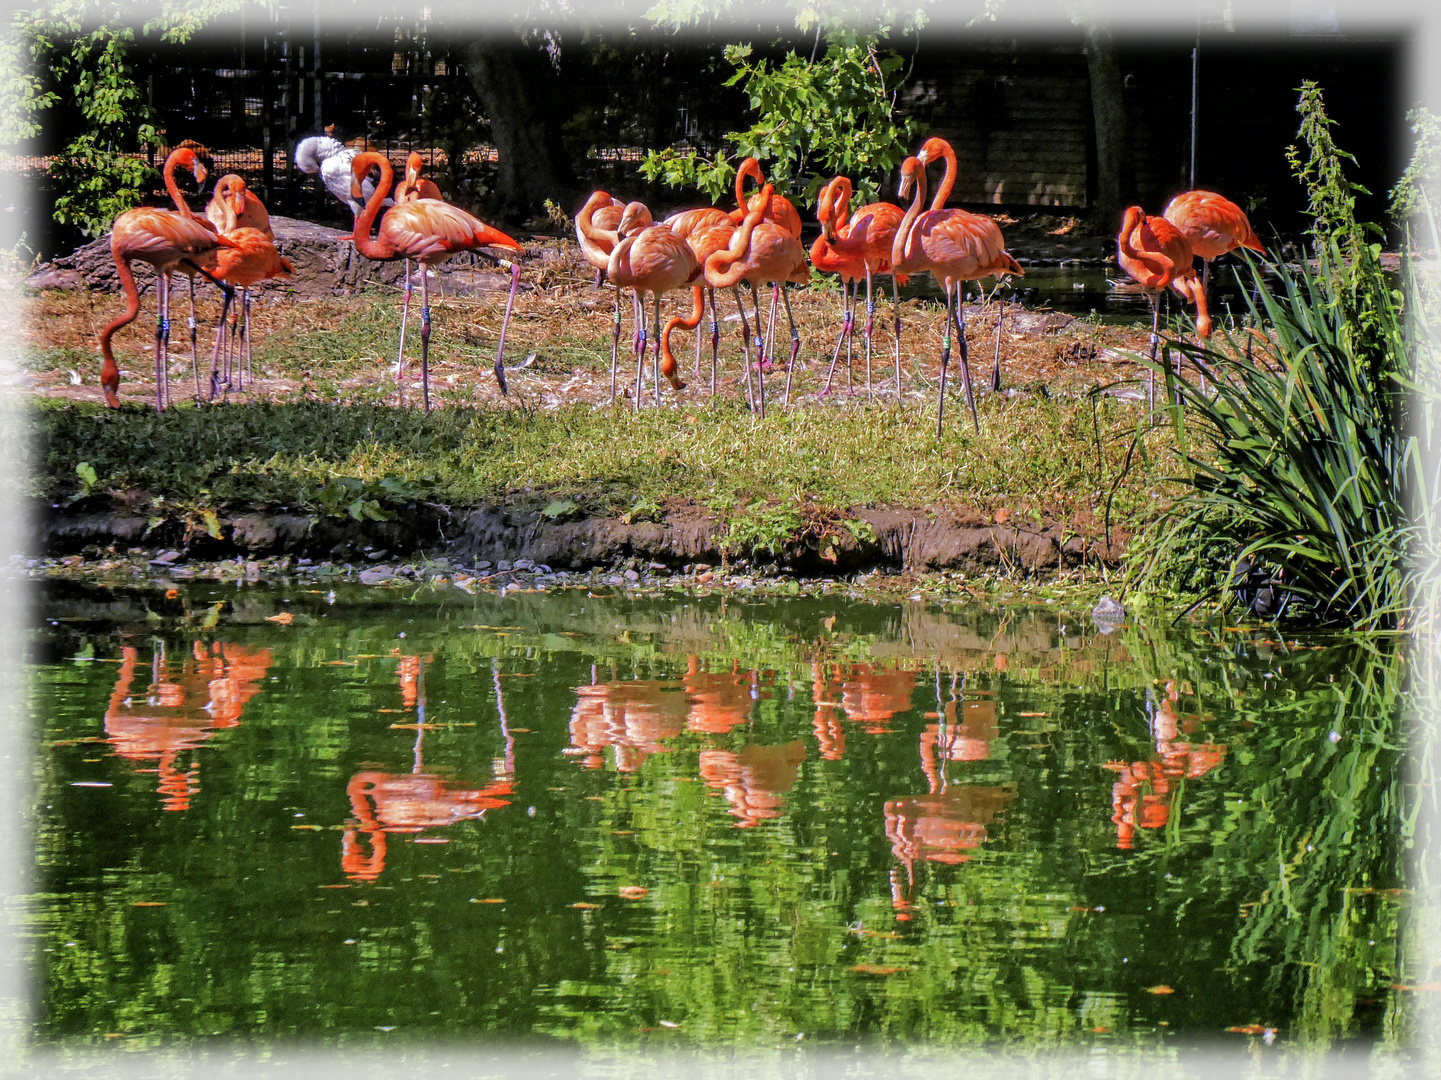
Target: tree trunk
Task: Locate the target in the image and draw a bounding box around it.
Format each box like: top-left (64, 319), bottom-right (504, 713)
top-left (1082, 21), bottom-right (1130, 234)
top-left (464, 40), bottom-right (576, 222)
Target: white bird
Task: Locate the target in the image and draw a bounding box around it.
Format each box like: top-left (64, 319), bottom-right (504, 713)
top-left (294, 134), bottom-right (389, 216)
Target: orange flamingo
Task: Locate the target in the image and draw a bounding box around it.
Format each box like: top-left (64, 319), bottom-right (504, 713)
top-left (892, 140), bottom-right (1023, 437)
top-left (814, 176), bottom-right (909, 398)
top-left (577, 190), bottom-right (646, 401)
top-left (203, 175), bottom-right (289, 397)
top-left (664, 204), bottom-right (734, 383)
top-left (704, 184), bottom-right (810, 416)
top-left (606, 200), bottom-right (699, 408)
top-left (1161, 189), bottom-right (1265, 281)
top-left (1164, 189), bottom-right (1266, 361)
top-left (678, 216), bottom-right (743, 395)
top-left (385, 152), bottom-right (451, 395)
top-left (98, 147), bottom-right (237, 410)
top-left (914, 136), bottom-right (1024, 396)
top-left (350, 151), bottom-right (523, 409)
top-left (568, 677), bottom-right (687, 772)
top-left (729, 159), bottom-right (805, 385)
top-left (1117, 205), bottom-right (1211, 410)
top-left (204, 229), bottom-right (294, 398)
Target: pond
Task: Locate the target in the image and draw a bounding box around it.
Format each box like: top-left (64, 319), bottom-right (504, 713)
top-left (20, 577), bottom-right (1423, 1067)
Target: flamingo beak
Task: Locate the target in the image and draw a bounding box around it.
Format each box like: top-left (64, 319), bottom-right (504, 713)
top-left (193, 162), bottom-right (208, 186)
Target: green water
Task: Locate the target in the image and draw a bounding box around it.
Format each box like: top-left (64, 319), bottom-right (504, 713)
top-left (23, 578), bottom-right (1419, 1056)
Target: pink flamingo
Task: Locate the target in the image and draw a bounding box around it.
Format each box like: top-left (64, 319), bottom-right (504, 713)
top-left (349, 151), bottom-right (523, 409)
top-left (606, 201), bottom-right (699, 408)
top-left (892, 139), bottom-right (1023, 437)
top-left (577, 190), bottom-right (646, 401)
top-left (704, 185), bottom-right (810, 416)
top-left (1117, 205), bottom-right (1211, 410)
top-left (204, 175), bottom-right (288, 397)
top-left (98, 147), bottom-right (237, 410)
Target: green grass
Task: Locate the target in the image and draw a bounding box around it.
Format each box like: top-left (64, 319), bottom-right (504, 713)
top-left (30, 392), bottom-right (1180, 543)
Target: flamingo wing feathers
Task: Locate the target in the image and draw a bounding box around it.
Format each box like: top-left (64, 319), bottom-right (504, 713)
top-left (380, 201), bottom-right (521, 261)
top-left (1163, 189), bottom-right (1266, 259)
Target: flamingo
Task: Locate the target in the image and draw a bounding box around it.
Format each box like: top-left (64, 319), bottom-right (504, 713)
top-left (913, 137), bottom-right (1025, 395)
top-left (1161, 189), bottom-right (1265, 284)
top-left (704, 184), bottom-right (811, 416)
top-left (892, 147), bottom-right (1023, 437)
top-left (1163, 189), bottom-right (1266, 359)
top-left (204, 228), bottom-right (294, 399)
top-left (814, 176), bottom-right (908, 398)
top-left (577, 190), bottom-right (645, 401)
top-left (349, 151), bottom-right (523, 409)
top-left (606, 201), bottom-right (699, 408)
top-left (727, 158), bottom-right (804, 372)
top-left (681, 217), bottom-right (742, 396)
top-left (663, 203), bottom-right (734, 382)
top-left (97, 147), bottom-right (237, 411)
top-left (204, 175), bottom-right (288, 397)
top-left (386, 152), bottom-right (449, 394)
top-left (1116, 205), bottom-right (1211, 411)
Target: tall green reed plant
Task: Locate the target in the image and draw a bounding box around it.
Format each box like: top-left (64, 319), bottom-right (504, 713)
top-left (1133, 82), bottom-right (1428, 631)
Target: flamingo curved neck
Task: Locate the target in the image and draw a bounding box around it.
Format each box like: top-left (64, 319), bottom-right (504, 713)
top-left (930, 142), bottom-right (957, 211)
top-left (351, 153), bottom-right (397, 261)
top-left (735, 158), bottom-right (762, 210)
top-left (892, 166), bottom-right (928, 270)
top-left (707, 198), bottom-right (769, 289)
top-left (825, 178), bottom-right (853, 242)
top-left (163, 154), bottom-right (194, 218)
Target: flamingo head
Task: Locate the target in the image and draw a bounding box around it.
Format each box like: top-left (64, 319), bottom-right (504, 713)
top-left (616, 201), bottom-right (654, 238)
top-left (897, 156), bottom-right (922, 200)
top-left (350, 151), bottom-right (390, 204)
top-left (917, 137), bottom-right (949, 166)
top-left (216, 174), bottom-right (248, 218)
top-left (405, 151), bottom-right (425, 185)
top-left (168, 147), bottom-right (208, 188)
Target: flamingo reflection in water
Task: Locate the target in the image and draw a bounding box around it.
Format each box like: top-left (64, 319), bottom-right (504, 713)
top-left (1102, 682), bottom-right (1227, 850)
top-left (841, 663), bottom-right (917, 735)
top-left (685, 657), bottom-right (762, 736)
top-left (567, 675), bottom-right (688, 772)
top-left (341, 656), bottom-right (514, 882)
top-left (884, 671), bottom-right (1013, 918)
top-left (104, 642), bottom-right (271, 811)
top-left (698, 742), bottom-right (807, 828)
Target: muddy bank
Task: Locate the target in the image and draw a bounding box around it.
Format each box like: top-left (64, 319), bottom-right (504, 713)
top-left (33, 496), bottom-right (1126, 577)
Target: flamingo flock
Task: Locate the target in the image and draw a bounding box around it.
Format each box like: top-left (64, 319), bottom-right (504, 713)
top-left (96, 135), bottom-right (1263, 434)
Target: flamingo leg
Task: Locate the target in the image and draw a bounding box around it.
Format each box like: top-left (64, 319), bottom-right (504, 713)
top-left (1146, 292), bottom-right (1160, 419)
top-left (633, 289), bottom-right (647, 412)
top-left (207, 282), bottom-right (235, 402)
top-left (950, 284), bottom-right (980, 435)
top-left (691, 282), bottom-right (703, 377)
top-left (748, 282), bottom-right (766, 420)
top-left (937, 281), bottom-right (952, 439)
top-left (397, 260), bottom-right (413, 406)
top-left (419, 270), bottom-right (432, 413)
top-left (609, 284), bottom-right (621, 403)
top-left (823, 278), bottom-right (852, 394)
top-left (990, 286), bottom-right (1005, 394)
top-left (864, 268), bottom-right (876, 401)
top-left (708, 286), bottom-right (719, 397)
top-left (241, 288), bottom-right (253, 393)
top-left (734, 288), bottom-right (757, 411)
top-left (653, 293), bottom-right (662, 407)
top-left (155, 272), bottom-right (169, 412)
top-left (225, 291), bottom-right (240, 393)
top-left (781, 286), bottom-right (800, 411)
top-left (493, 261), bottom-right (520, 397)
top-left (892, 273), bottom-right (903, 398)
top-left (764, 283), bottom-right (778, 375)
top-left (188, 275), bottom-right (200, 402)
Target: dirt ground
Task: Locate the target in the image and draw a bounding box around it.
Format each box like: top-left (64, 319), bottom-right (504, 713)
top-left (18, 212), bottom-right (1182, 412)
